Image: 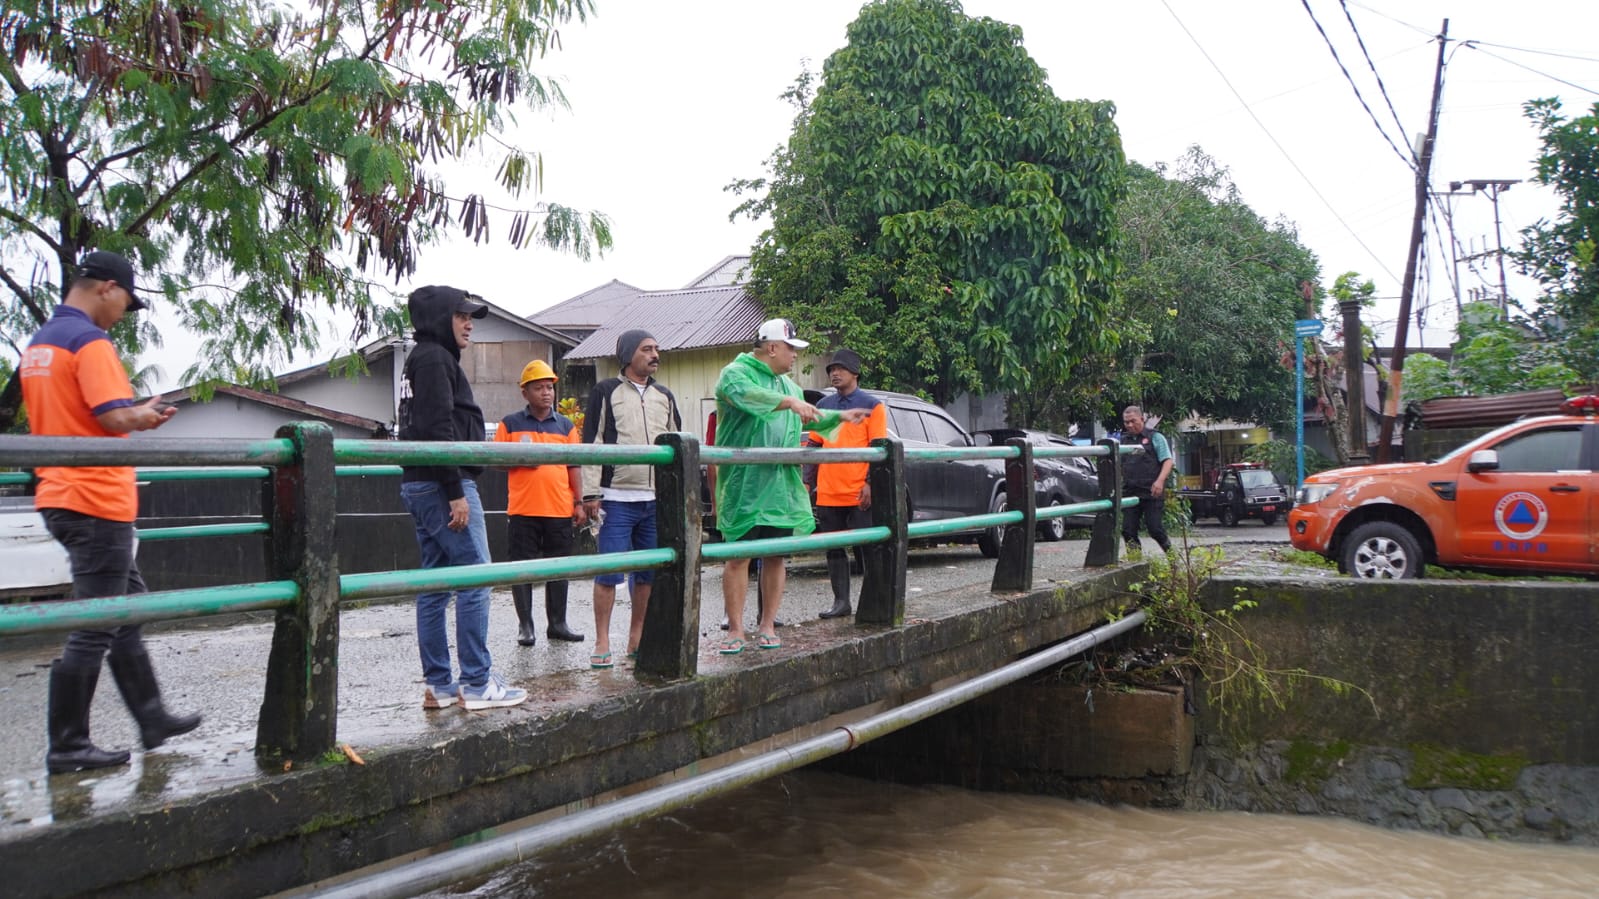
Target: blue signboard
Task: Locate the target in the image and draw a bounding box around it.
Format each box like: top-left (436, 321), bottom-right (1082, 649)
top-left (1295, 319), bottom-right (1324, 338)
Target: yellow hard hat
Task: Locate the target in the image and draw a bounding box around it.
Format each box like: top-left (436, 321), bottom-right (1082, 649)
top-left (519, 359), bottom-right (558, 385)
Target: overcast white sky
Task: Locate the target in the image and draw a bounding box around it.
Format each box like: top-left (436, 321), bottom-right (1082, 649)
top-left (153, 0), bottom-right (1599, 387)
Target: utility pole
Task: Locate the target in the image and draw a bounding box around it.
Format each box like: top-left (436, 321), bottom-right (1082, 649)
top-left (1451, 178), bottom-right (1520, 315)
top-left (1375, 19), bottom-right (1448, 464)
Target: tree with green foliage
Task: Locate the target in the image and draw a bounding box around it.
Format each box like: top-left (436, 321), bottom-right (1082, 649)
top-left (730, 0), bottom-right (1123, 406)
top-left (0, 0), bottom-right (610, 427)
top-left (1034, 148), bottom-right (1319, 432)
top-left (1401, 301), bottom-right (1579, 404)
top-left (1516, 98), bottom-right (1599, 385)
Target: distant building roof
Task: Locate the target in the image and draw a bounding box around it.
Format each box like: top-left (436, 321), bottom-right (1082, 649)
top-left (1410, 387), bottom-right (1586, 429)
top-left (681, 255), bottom-right (750, 289)
top-left (156, 384), bottom-right (390, 436)
top-left (528, 279), bottom-right (645, 333)
top-left (564, 286), bottom-right (765, 361)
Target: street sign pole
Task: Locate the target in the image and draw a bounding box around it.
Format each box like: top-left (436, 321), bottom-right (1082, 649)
top-left (1293, 319), bottom-right (1325, 490)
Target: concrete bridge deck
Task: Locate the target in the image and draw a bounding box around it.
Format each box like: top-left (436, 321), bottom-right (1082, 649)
top-left (0, 527), bottom-right (1286, 897)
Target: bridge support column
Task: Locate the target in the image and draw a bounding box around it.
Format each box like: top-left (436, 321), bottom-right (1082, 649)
top-left (1085, 437), bottom-right (1123, 567)
top-left (639, 432), bottom-right (701, 680)
top-left (859, 436), bottom-right (906, 625)
top-left (991, 437), bottom-right (1034, 592)
top-left (257, 422), bottom-right (339, 761)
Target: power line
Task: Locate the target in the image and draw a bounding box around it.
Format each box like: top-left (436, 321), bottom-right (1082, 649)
top-left (1338, 0), bottom-right (1414, 156)
top-left (1300, 0), bottom-right (1417, 169)
top-left (1463, 43), bottom-right (1599, 96)
top-left (1159, 0), bottom-right (1401, 284)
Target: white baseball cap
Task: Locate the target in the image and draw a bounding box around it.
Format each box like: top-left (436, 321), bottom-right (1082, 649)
top-left (756, 318), bottom-right (809, 348)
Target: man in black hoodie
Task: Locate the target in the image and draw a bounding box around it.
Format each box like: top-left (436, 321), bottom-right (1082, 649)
top-left (398, 286), bottom-right (527, 711)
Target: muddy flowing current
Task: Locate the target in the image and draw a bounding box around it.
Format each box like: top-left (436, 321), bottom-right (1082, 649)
top-left (425, 771), bottom-right (1599, 897)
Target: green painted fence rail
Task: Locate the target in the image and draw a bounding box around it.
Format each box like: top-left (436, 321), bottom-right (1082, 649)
top-left (0, 424), bottom-right (1141, 760)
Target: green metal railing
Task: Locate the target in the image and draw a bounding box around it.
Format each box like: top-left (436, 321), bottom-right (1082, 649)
top-left (0, 424), bottom-right (1140, 760)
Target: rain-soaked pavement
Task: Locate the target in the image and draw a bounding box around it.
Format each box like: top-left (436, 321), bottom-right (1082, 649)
top-left (0, 522), bottom-right (1290, 836)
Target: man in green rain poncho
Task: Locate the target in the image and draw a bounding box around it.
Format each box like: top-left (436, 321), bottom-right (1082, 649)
top-left (713, 318), bottom-right (869, 655)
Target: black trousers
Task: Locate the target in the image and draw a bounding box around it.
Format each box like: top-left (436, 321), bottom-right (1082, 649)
top-left (41, 509), bottom-right (149, 669)
top-left (815, 504), bottom-right (870, 603)
top-left (506, 515), bottom-right (573, 606)
top-left (1121, 488), bottom-right (1170, 552)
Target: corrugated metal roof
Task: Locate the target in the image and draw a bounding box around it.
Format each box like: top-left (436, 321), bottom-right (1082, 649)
top-left (681, 255), bottom-right (751, 288)
top-left (1412, 387), bottom-right (1577, 429)
top-left (528, 279), bottom-right (645, 330)
top-left (564, 286), bottom-right (766, 360)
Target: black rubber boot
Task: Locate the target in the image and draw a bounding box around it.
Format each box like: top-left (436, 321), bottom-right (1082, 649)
top-left (513, 593), bottom-right (537, 646)
top-left (108, 650), bottom-right (201, 750)
top-left (46, 659), bottom-right (130, 775)
top-left (545, 593), bottom-right (584, 642)
top-left (820, 551), bottom-right (852, 618)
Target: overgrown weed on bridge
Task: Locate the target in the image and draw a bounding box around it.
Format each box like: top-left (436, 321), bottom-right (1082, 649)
top-left (1081, 536), bottom-right (1372, 719)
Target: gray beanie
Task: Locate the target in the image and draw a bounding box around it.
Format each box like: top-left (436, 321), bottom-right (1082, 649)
top-left (616, 329), bottom-right (655, 370)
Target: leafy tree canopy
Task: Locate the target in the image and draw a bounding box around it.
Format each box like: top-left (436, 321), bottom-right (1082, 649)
top-left (730, 0), bottom-right (1123, 406)
top-left (0, 0), bottom-right (610, 421)
top-left (1032, 148), bottom-right (1319, 433)
top-left (1515, 98), bottom-right (1599, 385)
top-left (1401, 301), bottom-right (1580, 404)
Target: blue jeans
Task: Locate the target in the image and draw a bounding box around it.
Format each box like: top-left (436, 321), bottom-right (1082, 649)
top-left (594, 499), bottom-right (656, 588)
top-left (400, 480), bottom-right (494, 687)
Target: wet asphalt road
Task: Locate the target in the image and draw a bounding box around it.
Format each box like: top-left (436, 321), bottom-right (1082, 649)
top-left (0, 521), bottom-right (1289, 831)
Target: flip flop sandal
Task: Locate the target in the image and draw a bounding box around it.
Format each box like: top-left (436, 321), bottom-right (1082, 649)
top-left (590, 652), bottom-right (614, 669)
top-left (717, 638), bottom-right (745, 655)
top-left (757, 633), bottom-right (782, 650)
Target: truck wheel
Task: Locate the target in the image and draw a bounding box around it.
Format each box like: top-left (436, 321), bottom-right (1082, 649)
top-left (1261, 512), bottom-right (1279, 526)
top-left (1341, 521), bottom-right (1424, 579)
top-left (1218, 505), bottom-right (1238, 527)
top-left (978, 492), bottom-right (1006, 558)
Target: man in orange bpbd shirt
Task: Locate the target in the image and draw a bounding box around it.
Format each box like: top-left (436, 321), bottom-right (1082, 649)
top-left (805, 348), bottom-right (888, 620)
top-left (497, 359), bottom-right (587, 646)
top-left (20, 250), bottom-right (200, 775)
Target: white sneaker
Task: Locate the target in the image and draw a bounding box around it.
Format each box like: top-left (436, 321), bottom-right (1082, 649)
top-left (460, 672), bottom-right (528, 711)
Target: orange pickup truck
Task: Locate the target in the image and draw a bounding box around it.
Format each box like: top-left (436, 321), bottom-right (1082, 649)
top-left (1288, 395), bottom-right (1599, 578)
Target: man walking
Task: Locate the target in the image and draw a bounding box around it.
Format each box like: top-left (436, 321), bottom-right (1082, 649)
top-left (713, 319), bottom-right (866, 654)
top-left (497, 358), bottom-right (586, 646)
top-left (21, 250), bottom-right (201, 773)
top-left (398, 285), bottom-right (526, 710)
top-left (806, 348), bottom-right (886, 619)
top-left (1120, 405), bottom-right (1174, 554)
top-left (581, 330), bottom-right (681, 669)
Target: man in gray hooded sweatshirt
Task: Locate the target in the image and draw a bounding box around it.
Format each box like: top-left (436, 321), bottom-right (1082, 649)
top-left (398, 285), bottom-right (527, 710)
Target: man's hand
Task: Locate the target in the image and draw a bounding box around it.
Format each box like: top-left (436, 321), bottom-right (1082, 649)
top-left (448, 497), bottom-right (470, 531)
top-left (97, 396), bottom-right (177, 434)
top-left (1151, 481), bottom-right (1166, 498)
top-left (571, 503), bottom-right (589, 527)
top-left (857, 483), bottom-right (872, 511)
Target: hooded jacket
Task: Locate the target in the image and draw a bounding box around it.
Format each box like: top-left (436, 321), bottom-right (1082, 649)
top-left (398, 286), bottom-right (485, 500)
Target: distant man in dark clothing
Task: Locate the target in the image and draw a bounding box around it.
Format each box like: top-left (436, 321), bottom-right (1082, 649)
top-left (1120, 405), bottom-right (1174, 554)
top-left (497, 358), bottom-right (586, 646)
top-left (399, 285), bottom-right (527, 710)
top-left (806, 348), bottom-right (887, 619)
top-left (21, 250), bottom-right (200, 774)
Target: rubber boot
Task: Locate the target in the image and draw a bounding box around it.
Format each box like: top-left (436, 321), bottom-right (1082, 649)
top-left (819, 550), bottom-right (852, 619)
top-left (513, 592), bottom-right (537, 646)
top-left (46, 659), bottom-right (130, 775)
top-left (545, 592), bottom-right (584, 642)
top-left (108, 650), bottom-right (201, 750)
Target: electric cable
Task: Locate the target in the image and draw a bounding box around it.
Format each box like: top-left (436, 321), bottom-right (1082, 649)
top-left (1300, 0), bottom-right (1417, 169)
top-left (1338, 0), bottom-right (1414, 159)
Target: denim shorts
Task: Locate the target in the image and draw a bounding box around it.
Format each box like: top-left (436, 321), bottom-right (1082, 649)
top-left (595, 499), bottom-right (656, 587)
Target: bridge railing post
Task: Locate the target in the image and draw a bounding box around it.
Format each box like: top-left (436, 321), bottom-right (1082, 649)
top-left (256, 422), bottom-right (340, 761)
top-left (858, 436), bottom-right (907, 625)
top-left (1085, 437), bottom-right (1123, 567)
top-left (991, 437), bottom-right (1034, 592)
top-left (639, 432), bottom-right (701, 680)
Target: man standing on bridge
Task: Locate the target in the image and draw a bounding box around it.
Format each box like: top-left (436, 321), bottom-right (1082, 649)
top-left (1120, 404), bottom-right (1174, 555)
top-left (21, 250), bottom-right (201, 774)
top-left (399, 285), bottom-right (527, 711)
top-left (805, 347), bottom-right (886, 620)
top-left (713, 319), bottom-right (867, 654)
top-left (580, 330), bottom-right (681, 669)
top-left (497, 358), bottom-right (587, 647)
